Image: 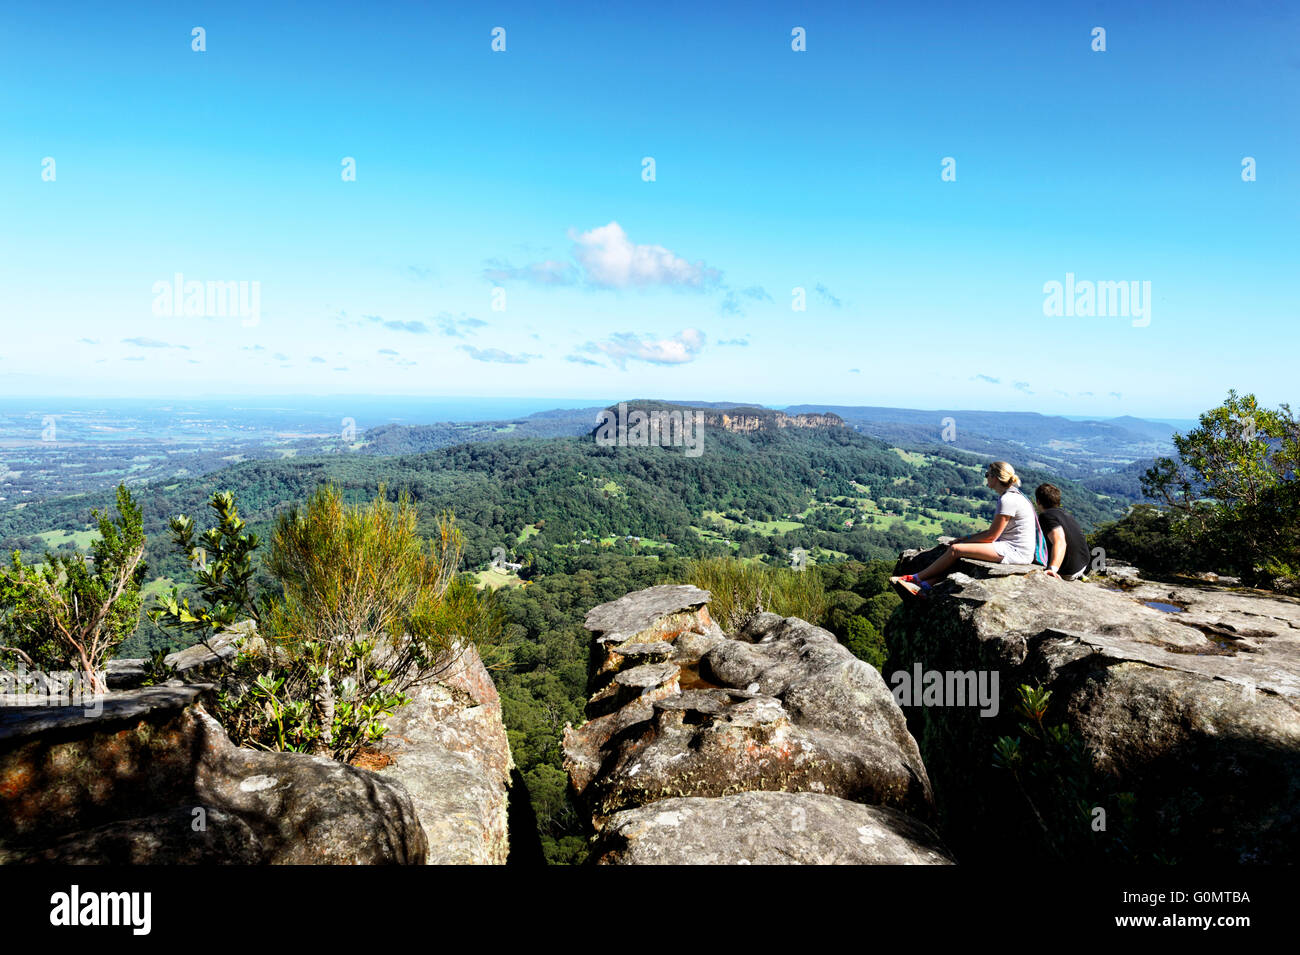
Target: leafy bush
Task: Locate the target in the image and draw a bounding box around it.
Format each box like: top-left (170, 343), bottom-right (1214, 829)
top-left (154, 485), bottom-right (509, 762)
top-left (152, 490), bottom-right (268, 655)
top-left (993, 684), bottom-right (1139, 861)
top-left (1089, 504), bottom-right (1197, 576)
top-left (1140, 390), bottom-right (1300, 588)
top-left (0, 484), bottom-right (146, 690)
top-left (840, 614), bottom-right (887, 669)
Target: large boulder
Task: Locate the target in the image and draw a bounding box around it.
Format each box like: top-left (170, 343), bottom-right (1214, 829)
top-left (0, 686), bottom-right (427, 864)
top-left (94, 630), bottom-right (514, 865)
top-left (592, 791), bottom-right (951, 865)
top-left (375, 643), bottom-right (513, 865)
top-left (564, 585), bottom-right (947, 864)
top-left (885, 553), bottom-right (1300, 863)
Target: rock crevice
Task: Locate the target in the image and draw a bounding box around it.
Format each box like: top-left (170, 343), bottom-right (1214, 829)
top-left (564, 585), bottom-right (952, 864)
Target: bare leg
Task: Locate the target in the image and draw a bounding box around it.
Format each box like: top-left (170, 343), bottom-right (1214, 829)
top-left (914, 542), bottom-right (1004, 584)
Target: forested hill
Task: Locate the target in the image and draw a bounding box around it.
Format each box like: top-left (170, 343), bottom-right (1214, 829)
top-left (783, 403), bottom-right (1176, 493)
top-left (355, 406), bottom-right (600, 455)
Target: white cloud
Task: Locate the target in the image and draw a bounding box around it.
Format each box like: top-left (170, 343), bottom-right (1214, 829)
top-left (570, 222), bottom-right (720, 289)
top-left (488, 223), bottom-right (720, 290)
top-left (580, 328), bottom-right (706, 369)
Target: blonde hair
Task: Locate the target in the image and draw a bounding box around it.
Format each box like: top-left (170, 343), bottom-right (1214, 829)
top-left (986, 460), bottom-right (1021, 490)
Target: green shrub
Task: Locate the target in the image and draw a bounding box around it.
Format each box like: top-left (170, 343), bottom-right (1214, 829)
top-left (994, 684), bottom-right (1140, 861)
top-left (0, 484), bottom-right (146, 690)
top-left (154, 485), bottom-right (509, 762)
top-left (1140, 391), bottom-right (1299, 588)
top-left (686, 557), bottom-right (826, 633)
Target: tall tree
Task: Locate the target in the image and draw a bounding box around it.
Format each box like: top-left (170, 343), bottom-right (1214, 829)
top-left (0, 484), bottom-right (147, 691)
top-left (1142, 390), bottom-right (1300, 584)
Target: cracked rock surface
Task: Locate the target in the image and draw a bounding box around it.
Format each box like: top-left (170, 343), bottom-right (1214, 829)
top-left (564, 585), bottom-right (949, 864)
top-left (888, 549), bottom-right (1300, 863)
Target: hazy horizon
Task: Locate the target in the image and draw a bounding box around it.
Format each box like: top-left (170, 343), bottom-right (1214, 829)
top-left (0, 393), bottom-right (1206, 428)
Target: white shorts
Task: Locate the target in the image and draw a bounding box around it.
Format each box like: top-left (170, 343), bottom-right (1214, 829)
top-left (993, 540), bottom-right (1034, 565)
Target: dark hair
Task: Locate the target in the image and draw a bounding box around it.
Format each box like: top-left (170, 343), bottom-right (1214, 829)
top-left (1035, 483), bottom-right (1061, 509)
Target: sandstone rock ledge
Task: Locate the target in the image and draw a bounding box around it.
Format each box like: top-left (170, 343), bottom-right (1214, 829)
top-left (888, 548), bottom-right (1300, 863)
top-left (564, 585), bottom-right (951, 865)
top-left (375, 643), bottom-right (513, 865)
top-left (2, 640), bottom-right (512, 865)
top-left (594, 792), bottom-right (952, 865)
top-left (0, 687), bottom-right (427, 864)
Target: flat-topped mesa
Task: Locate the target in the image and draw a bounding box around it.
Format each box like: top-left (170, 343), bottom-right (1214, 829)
top-left (564, 584), bottom-right (952, 865)
top-left (590, 403), bottom-right (845, 440)
top-left (887, 546), bottom-right (1300, 863)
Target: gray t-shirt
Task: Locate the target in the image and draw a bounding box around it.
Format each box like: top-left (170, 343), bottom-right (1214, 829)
top-left (996, 488), bottom-right (1037, 558)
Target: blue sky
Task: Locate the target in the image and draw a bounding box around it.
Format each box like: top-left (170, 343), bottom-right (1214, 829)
top-left (1, 0), bottom-right (1296, 418)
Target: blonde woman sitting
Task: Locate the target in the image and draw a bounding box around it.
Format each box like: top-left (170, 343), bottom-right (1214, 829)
top-left (891, 460), bottom-right (1038, 596)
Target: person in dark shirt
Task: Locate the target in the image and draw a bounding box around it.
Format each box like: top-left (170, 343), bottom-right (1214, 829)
top-left (1034, 483), bottom-right (1090, 580)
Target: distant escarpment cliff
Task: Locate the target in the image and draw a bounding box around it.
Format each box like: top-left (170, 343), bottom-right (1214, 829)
top-left (563, 585), bottom-right (952, 864)
top-left (702, 409), bottom-right (845, 433)
top-left (592, 401), bottom-right (845, 439)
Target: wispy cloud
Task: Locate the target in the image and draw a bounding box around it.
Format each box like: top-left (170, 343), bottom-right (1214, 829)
top-left (437, 313), bottom-right (488, 337)
top-left (364, 315), bottom-right (430, 334)
top-left (459, 345), bottom-right (538, 364)
top-left (1014, 381), bottom-right (1034, 394)
top-left (487, 221), bottom-right (720, 291)
top-left (483, 258), bottom-right (577, 286)
top-left (716, 337), bottom-right (749, 347)
top-left (77, 337), bottom-right (99, 345)
top-left (973, 374), bottom-right (1000, 384)
top-left (814, 283), bottom-right (842, 308)
top-left (576, 328), bottom-right (706, 369)
top-left (566, 355), bottom-right (602, 366)
top-left (122, 336), bottom-right (188, 350)
top-left (378, 348), bottom-right (399, 355)
top-left (720, 283), bottom-right (773, 316)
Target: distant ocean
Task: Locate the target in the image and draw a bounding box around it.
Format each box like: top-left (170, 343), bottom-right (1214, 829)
top-left (0, 396), bottom-right (604, 433)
